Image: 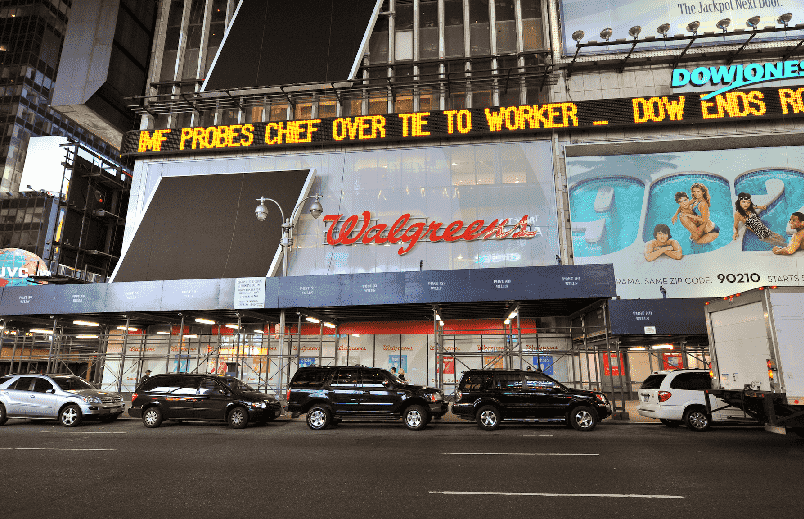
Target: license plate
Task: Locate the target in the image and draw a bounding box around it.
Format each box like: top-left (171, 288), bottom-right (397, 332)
top-left (642, 394), bottom-right (650, 402)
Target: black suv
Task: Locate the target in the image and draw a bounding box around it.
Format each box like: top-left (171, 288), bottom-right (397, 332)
top-left (129, 373), bottom-right (282, 429)
top-left (287, 366), bottom-right (448, 431)
top-left (452, 369), bottom-right (611, 431)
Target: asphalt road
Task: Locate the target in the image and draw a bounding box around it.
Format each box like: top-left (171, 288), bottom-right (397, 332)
top-left (1, 415), bottom-right (802, 519)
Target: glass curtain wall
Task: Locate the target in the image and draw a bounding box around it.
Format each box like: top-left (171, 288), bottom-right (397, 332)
top-left (145, 0), bottom-right (547, 130)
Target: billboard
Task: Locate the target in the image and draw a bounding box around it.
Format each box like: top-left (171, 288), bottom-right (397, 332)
top-left (559, 0), bottom-right (804, 56)
top-left (567, 146), bottom-right (804, 299)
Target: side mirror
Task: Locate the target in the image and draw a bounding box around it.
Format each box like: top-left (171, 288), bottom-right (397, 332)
top-left (46, 389), bottom-right (55, 394)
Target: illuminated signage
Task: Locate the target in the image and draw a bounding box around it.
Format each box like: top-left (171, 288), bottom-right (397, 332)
top-left (323, 213), bottom-right (539, 255)
top-left (121, 84), bottom-right (804, 157)
top-left (672, 61), bottom-right (804, 99)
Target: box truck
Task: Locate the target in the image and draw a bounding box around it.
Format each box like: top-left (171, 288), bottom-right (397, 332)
top-left (704, 286), bottom-right (804, 436)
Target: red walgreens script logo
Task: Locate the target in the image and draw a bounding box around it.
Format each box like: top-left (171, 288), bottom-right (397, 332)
top-left (323, 212), bottom-right (538, 255)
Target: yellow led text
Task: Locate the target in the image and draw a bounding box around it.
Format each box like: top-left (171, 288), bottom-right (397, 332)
top-left (332, 116), bottom-right (387, 140)
top-left (265, 120), bottom-right (320, 145)
top-left (632, 96), bottom-right (685, 123)
top-left (138, 129), bottom-right (171, 152)
top-left (444, 109), bottom-right (472, 134)
top-left (485, 104), bottom-right (578, 131)
top-left (399, 112), bottom-right (431, 137)
top-left (778, 87), bottom-right (804, 114)
top-left (701, 91), bottom-right (766, 119)
top-left (179, 124), bottom-right (254, 150)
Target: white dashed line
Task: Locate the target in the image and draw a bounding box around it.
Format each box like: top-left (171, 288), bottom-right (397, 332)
top-left (430, 491), bottom-right (684, 499)
top-left (39, 431), bottom-right (126, 434)
top-left (0, 447), bottom-right (117, 451)
top-left (522, 434), bottom-right (554, 437)
top-left (443, 452), bottom-right (598, 456)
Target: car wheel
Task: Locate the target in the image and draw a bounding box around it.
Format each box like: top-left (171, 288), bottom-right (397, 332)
top-left (403, 404), bottom-right (428, 431)
top-left (569, 406), bottom-right (598, 431)
top-left (476, 405), bottom-right (500, 431)
top-left (228, 406), bottom-right (249, 429)
top-left (59, 405), bottom-right (83, 427)
top-left (306, 405), bottom-right (332, 430)
top-left (142, 406), bottom-right (163, 428)
top-left (0, 403), bottom-right (7, 426)
top-left (684, 406), bottom-right (711, 432)
top-left (100, 414), bottom-right (120, 423)
top-left (660, 419), bottom-right (682, 428)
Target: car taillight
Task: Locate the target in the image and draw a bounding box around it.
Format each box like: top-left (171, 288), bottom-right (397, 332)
top-left (658, 391), bottom-right (672, 402)
top-left (286, 389), bottom-right (291, 401)
top-left (131, 393), bottom-right (138, 403)
top-left (456, 391), bottom-right (462, 400)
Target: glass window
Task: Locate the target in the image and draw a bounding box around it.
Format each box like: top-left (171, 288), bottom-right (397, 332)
top-left (444, 0), bottom-right (464, 57)
top-left (521, 0), bottom-right (543, 51)
top-left (525, 372), bottom-right (557, 389)
top-left (419, 0), bottom-right (439, 60)
top-left (199, 377), bottom-right (225, 394)
top-left (670, 372), bottom-right (711, 390)
top-left (369, 16), bottom-right (389, 64)
top-left (469, 0), bottom-right (490, 56)
top-left (12, 377), bottom-right (36, 390)
top-left (640, 374), bottom-right (666, 389)
top-left (493, 372), bottom-right (522, 389)
top-left (291, 368), bottom-right (330, 388)
top-left (32, 378), bottom-right (54, 393)
top-left (269, 103), bottom-right (288, 121)
top-left (361, 369), bottom-right (388, 387)
top-left (333, 368), bottom-right (360, 385)
top-left (495, 0), bottom-right (516, 54)
top-left (318, 96), bottom-right (337, 118)
top-left (53, 376), bottom-right (94, 391)
top-left (460, 371), bottom-right (489, 391)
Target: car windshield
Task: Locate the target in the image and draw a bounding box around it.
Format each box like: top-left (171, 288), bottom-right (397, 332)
top-left (224, 378), bottom-right (256, 392)
top-left (53, 376), bottom-right (95, 391)
top-left (385, 371), bottom-right (405, 385)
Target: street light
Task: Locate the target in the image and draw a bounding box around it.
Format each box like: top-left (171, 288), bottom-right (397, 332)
top-left (255, 192), bottom-right (324, 391)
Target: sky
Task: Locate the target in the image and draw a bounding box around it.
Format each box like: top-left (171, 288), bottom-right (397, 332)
top-left (19, 136), bottom-right (69, 194)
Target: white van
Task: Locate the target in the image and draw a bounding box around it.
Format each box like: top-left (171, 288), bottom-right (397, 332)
top-left (637, 369), bottom-right (754, 431)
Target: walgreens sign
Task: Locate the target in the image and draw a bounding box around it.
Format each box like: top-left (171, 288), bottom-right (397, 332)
top-left (323, 212), bottom-right (540, 255)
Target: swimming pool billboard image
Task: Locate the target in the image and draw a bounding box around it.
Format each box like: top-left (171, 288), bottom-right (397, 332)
top-left (567, 147), bottom-right (804, 299)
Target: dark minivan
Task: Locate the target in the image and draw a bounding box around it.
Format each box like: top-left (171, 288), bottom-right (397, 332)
top-left (129, 373), bottom-right (282, 429)
top-left (287, 366), bottom-right (448, 431)
top-left (452, 369), bottom-right (611, 431)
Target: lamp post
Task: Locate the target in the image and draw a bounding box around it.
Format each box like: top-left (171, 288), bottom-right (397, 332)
top-left (255, 193), bottom-right (324, 393)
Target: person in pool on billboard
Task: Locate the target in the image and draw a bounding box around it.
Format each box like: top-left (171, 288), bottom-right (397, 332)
top-left (644, 223), bottom-right (683, 261)
top-left (671, 183), bottom-right (719, 245)
top-left (772, 212), bottom-right (804, 255)
top-left (732, 192), bottom-right (786, 246)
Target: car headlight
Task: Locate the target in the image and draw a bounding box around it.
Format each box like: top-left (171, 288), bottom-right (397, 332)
top-left (249, 401), bottom-right (267, 408)
top-left (82, 396), bottom-right (102, 404)
top-left (595, 393), bottom-right (608, 404)
top-left (428, 393), bottom-right (442, 402)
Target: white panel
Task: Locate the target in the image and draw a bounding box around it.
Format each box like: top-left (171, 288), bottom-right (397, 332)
top-left (710, 302), bottom-right (771, 391)
top-left (770, 292), bottom-right (804, 397)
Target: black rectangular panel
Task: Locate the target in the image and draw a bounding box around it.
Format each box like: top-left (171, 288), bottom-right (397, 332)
top-left (54, 284), bottom-right (109, 314)
top-left (105, 281), bottom-right (163, 312)
top-left (112, 170), bottom-right (311, 282)
top-left (608, 298), bottom-right (709, 335)
top-left (0, 285), bottom-right (56, 315)
top-left (403, 270), bottom-right (471, 304)
top-left (161, 279), bottom-right (221, 310)
top-left (278, 274), bottom-right (342, 307)
top-left (343, 272), bottom-right (405, 306)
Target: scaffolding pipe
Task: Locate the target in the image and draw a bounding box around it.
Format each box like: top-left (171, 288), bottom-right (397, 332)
top-left (117, 316), bottom-right (130, 392)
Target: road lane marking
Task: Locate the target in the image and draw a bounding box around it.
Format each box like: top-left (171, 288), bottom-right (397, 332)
top-left (443, 452), bottom-right (598, 456)
top-left (430, 491), bottom-right (683, 499)
top-left (522, 434), bottom-right (554, 437)
top-left (0, 448), bottom-right (117, 451)
top-left (39, 431), bottom-right (126, 434)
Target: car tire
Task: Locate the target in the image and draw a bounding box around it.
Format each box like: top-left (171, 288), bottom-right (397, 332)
top-left (684, 406), bottom-right (711, 432)
top-left (476, 405), bottom-right (501, 431)
top-left (59, 404), bottom-right (83, 427)
top-left (660, 419), bottom-right (682, 428)
top-left (0, 403), bottom-right (7, 426)
top-left (306, 405), bottom-right (332, 430)
top-left (403, 404), bottom-right (428, 431)
top-left (142, 406), bottom-right (163, 428)
top-left (569, 406), bottom-right (598, 432)
top-left (228, 406), bottom-right (249, 429)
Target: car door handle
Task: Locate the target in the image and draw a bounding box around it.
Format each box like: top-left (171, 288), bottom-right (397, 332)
top-left (30, 395), bottom-right (36, 398)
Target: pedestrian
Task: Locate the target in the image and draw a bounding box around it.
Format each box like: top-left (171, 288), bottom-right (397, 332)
top-left (140, 370), bottom-right (152, 386)
top-left (390, 366), bottom-right (398, 377)
top-left (398, 368), bottom-right (406, 381)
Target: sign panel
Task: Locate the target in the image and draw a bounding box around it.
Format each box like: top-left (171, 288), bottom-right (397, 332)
top-left (343, 273), bottom-right (405, 306)
top-left (105, 281), bottom-right (163, 312)
top-left (608, 298), bottom-right (709, 335)
top-left (0, 285), bottom-right (56, 315)
top-left (234, 277), bottom-right (266, 309)
top-left (403, 270), bottom-right (472, 303)
top-left (567, 146), bottom-right (804, 299)
top-left (55, 283), bottom-right (109, 314)
top-left (122, 84), bottom-right (804, 157)
top-left (161, 279), bottom-right (221, 311)
top-left (278, 274), bottom-right (343, 307)
top-left (559, 0), bottom-right (804, 56)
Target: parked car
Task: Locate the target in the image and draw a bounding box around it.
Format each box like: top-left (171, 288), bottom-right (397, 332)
top-left (128, 373), bottom-right (281, 429)
top-left (286, 366), bottom-right (448, 431)
top-left (637, 369), bottom-right (754, 431)
top-left (0, 374), bottom-right (124, 427)
top-left (451, 369), bottom-right (611, 431)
